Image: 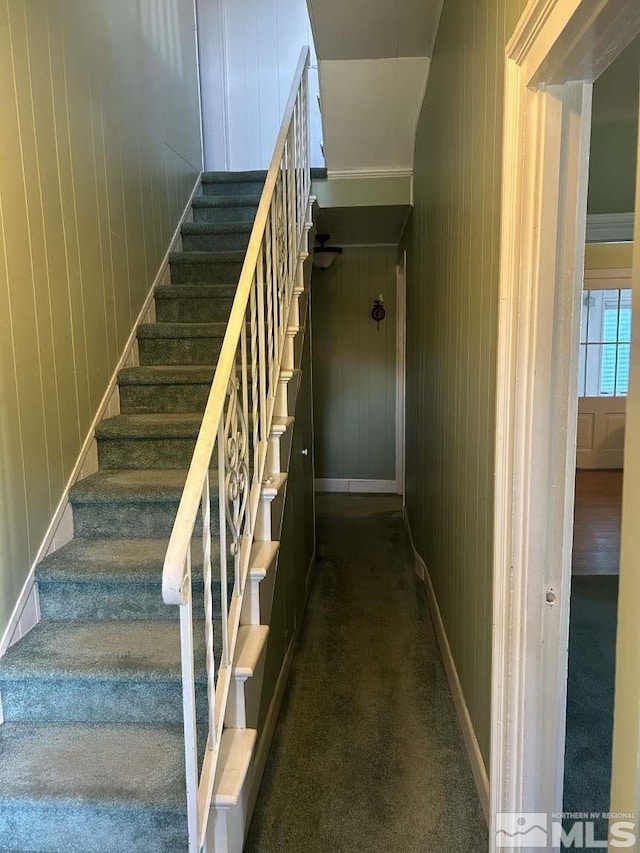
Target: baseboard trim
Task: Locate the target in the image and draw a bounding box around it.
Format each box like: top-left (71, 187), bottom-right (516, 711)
top-left (315, 478), bottom-right (399, 494)
top-left (0, 173), bottom-right (203, 658)
top-left (403, 510), bottom-right (490, 824)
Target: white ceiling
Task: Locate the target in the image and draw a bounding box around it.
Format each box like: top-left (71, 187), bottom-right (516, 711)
top-left (319, 57), bottom-right (430, 174)
top-left (307, 0), bottom-right (444, 60)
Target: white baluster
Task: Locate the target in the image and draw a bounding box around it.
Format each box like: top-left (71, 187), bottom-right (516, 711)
top-left (179, 545), bottom-right (200, 852)
top-left (217, 419), bottom-right (230, 670)
top-left (201, 477), bottom-right (217, 748)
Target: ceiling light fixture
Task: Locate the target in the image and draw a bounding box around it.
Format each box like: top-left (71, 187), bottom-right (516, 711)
top-left (312, 234), bottom-right (342, 270)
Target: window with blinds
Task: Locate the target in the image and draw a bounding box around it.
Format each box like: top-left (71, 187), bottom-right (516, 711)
top-left (578, 288), bottom-right (632, 397)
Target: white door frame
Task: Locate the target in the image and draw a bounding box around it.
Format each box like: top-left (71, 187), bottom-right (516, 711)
top-left (491, 0), bottom-right (640, 848)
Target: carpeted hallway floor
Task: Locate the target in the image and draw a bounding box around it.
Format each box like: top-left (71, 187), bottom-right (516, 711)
top-left (245, 494), bottom-right (487, 853)
top-left (563, 575), bottom-right (619, 847)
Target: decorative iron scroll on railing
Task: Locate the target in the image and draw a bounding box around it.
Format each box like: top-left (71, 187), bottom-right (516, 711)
top-left (161, 46), bottom-right (312, 852)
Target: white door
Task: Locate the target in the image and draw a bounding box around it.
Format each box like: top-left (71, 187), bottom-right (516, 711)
top-left (576, 269), bottom-right (632, 468)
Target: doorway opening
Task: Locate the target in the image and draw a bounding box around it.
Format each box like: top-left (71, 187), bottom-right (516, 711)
top-left (491, 0), bottom-right (640, 847)
top-left (563, 35), bottom-right (639, 836)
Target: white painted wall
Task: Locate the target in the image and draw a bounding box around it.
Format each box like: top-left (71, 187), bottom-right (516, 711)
top-left (197, 0), bottom-right (324, 171)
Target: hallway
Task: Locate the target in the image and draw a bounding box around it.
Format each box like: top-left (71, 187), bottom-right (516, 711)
top-left (246, 495), bottom-right (487, 852)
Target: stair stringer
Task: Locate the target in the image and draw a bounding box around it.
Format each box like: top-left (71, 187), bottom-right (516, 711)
top-left (206, 225), bottom-right (317, 853)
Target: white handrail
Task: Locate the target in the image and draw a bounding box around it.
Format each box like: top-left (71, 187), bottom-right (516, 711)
top-left (161, 46), bottom-right (311, 852)
top-left (162, 46), bottom-right (310, 605)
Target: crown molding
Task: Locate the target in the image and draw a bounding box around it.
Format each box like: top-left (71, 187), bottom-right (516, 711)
top-left (507, 0), bottom-right (558, 63)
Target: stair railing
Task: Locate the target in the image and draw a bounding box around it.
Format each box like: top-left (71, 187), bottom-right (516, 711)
top-left (162, 46), bottom-right (311, 852)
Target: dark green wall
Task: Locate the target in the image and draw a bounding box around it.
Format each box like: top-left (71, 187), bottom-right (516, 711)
top-left (587, 37), bottom-right (639, 214)
top-left (312, 247), bottom-right (397, 482)
top-left (403, 0), bottom-right (527, 768)
top-left (256, 284), bottom-right (316, 735)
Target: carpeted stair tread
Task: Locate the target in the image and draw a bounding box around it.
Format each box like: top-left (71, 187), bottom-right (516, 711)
top-left (118, 365), bottom-right (215, 386)
top-left (70, 471), bottom-right (220, 538)
top-left (35, 537), bottom-right (208, 583)
top-left (153, 285), bottom-right (238, 325)
top-left (202, 170), bottom-right (267, 183)
top-left (96, 414), bottom-right (204, 441)
top-left (155, 283), bottom-right (238, 299)
top-left (135, 324), bottom-right (227, 367)
top-left (69, 469), bottom-right (204, 504)
top-left (137, 322), bottom-right (228, 339)
top-left (169, 251), bottom-right (245, 285)
top-left (0, 721), bottom-right (187, 810)
top-left (169, 249), bottom-right (245, 265)
top-left (0, 620), bottom-right (207, 682)
top-left (192, 194), bottom-right (261, 209)
top-left (181, 222), bottom-right (253, 237)
top-left (33, 538), bottom-right (220, 623)
top-left (180, 221), bottom-right (253, 252)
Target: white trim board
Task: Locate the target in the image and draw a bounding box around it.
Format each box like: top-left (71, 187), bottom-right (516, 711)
top-left (314, 478), bottom-right (399, 494)
top-left (326, 168), bottom-right (413, 180)
top-left (330, 243), bottom-right (402, 249)
top-left (586, 212), bottom-right (634, 243)
top-left (403, 511), bottom-right (489, 823)
top-left (395, 251), bottom-right (407, 499)
top-left (0, 175), bottom-right (203, 658)
top-left (584, 266), bottom-right (632, 281)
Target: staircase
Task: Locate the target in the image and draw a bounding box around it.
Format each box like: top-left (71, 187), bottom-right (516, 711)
top-left (0, 44), bottom-right (312, 852)
top-left (0, 172), bottom-right (268, 851)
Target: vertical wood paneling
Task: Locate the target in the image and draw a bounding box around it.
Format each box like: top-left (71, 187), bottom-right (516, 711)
top-left (312, 247), bottom-right (397, 482)
top-left (0, 0), bottom-right (201, 637)
top-left (403, 0), bottom-right (527, 765)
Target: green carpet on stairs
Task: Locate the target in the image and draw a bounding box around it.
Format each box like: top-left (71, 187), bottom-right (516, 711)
top-left (563, 575), bottom-right (619, 850)
top-left (0, 170), bottom-right (266, 853)
top-left (245, 494), bottom-right (488, 853)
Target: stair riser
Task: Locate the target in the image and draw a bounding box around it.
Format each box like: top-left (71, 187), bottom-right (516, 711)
top-left (193, 204), bottom-right (257, 223)
top-left (170, 258), bottom-right (243, 285)
top-left (181, 232), bottom-right (250, 252)
top-left (119, 383), bottom-right (210, 415)
top-left (0, 678), bottom-right (207, 725)
top-left (71, 501), bottom-right (218, 539)
top-left (0, 802), bottom-right (187, 853)
top-left (155, 295), bottom-right (235, 324)
top-left (37, 580), bottom-right (208, 621)
top-left (98, 437), bottom-right (216, 471)
top-left (202, 181), bottom-right (264, 197)
top-left (138, 336), bottom-right (223, 366)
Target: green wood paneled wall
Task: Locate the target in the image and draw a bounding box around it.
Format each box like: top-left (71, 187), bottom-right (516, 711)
top-left (403, 0), bottom-right (527, 768)
top-left (0, 0), bottom-right (202, 637)
top-left (312, 247), bottom-right (397, 483)
top-left (588, 118), bottom-right (638, 214)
